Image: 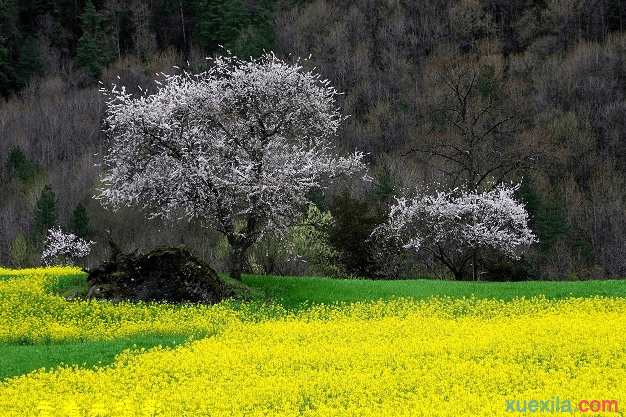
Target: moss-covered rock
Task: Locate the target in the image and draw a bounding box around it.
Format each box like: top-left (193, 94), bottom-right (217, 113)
top-left (86, 244), bottom-right (223, 304)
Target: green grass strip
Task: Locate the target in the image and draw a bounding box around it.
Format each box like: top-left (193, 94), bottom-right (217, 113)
top-left (0, 336), bottom-right (187, 381)
top-left (242, 274), bottom-right (626, 310)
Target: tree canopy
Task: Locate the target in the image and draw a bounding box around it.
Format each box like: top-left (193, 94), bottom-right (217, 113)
top-left (97, 52), bottom-right (366, 279)
top-left (375, 183), bottom-right (536, 280)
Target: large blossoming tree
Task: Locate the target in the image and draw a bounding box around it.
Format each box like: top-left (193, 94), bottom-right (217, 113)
top-left (374, 183), bottom-right (536, 280)
top-left (97, 52), bottom-right (365, 280)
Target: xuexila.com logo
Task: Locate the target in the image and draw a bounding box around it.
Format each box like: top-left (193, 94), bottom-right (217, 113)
top-left (506, 397), bottom-right (619, 413)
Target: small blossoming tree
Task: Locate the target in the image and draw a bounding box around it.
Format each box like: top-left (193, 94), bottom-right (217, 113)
top-left (374, 183), bottom-right (537, 280)
top-left (41, 227), bottom-right (95, 266)
top-left (96, 52), bottom-right (366, 280)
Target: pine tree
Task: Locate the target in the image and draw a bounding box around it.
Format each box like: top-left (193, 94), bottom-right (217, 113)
top-left (70, 203), bottom-right (94, 238)
top-left (74, 0), bottom-right (104, 77)
top-left (372, 167), bottom-right (395, 206)
top-left (33, 184), bottom-right (59, 238)
top-left (27, 0), bottom-right (59, 16)
top-left (80, 0), bottom-right (104, 35)
top-left (0, 36), bottom-right (14, 97)
top-left (0, 0), bottom-right (16, 26)
top-left (6, 145), bottom-right (44, 184)
top-left (518, 172), bottom-right (542, 231)
top-left (74, 32), bottom-right (102, 77)
top-left (5, 145), bottom-right (43, 183)
top-left (16, 36), bottom-right (44, 88)
top-left (305, 187), bottom-right (328, 212)
top-left (476, 64), bottom-right (499, 100)
top-left (537, 188), bottom-right (570, 252)
top-left (193, 0), bottom-right (250, 53)
top-left (6, 145), bottom-right (30, 181)
top-left (519, 175), bottom-right (570, 252)
top-left (328, 193), bottom-right (387, 278)
top-left (227, 0), bottom-right (277, 59)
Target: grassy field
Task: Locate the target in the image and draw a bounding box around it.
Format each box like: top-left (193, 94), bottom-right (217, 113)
top-left (1, 268), bottom-right (625, 416)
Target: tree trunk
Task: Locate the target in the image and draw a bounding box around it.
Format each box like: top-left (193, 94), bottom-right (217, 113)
top-left (178, 0), bottom-right (187, 51)
top-left (228, 239), bottom-right (245, 281)
top-left (226, 216), bottom-right (258, 281)
top-left (227, 233), bottom-right (254, 282)
top-left (472, 251), bottom-right (477, 281)
top-left (228, 244), bottom-right (245, 281)
top-left (453, 269), bottom-right (464, 281)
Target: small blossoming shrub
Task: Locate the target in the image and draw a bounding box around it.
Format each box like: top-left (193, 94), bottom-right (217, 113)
top-left (41, 227), bottom-right (95, 266)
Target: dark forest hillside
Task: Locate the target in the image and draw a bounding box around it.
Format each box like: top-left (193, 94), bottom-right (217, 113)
top-left (2, 0), bottom-right (626, 280)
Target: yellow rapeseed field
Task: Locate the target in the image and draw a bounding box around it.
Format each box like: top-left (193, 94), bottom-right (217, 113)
top-left (1, 268), bottom-right (624, 416)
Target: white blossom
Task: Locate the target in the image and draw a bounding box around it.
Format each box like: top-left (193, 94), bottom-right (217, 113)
top-left (96, 52), bottom-right (366, 279)
top-left (41, 227), bottom-right (95, 266)
top-left (374, 183), bottom-right (537, 279)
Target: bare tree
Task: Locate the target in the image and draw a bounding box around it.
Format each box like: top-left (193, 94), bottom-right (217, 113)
top-left (407, 45), bottom-right (538, 192)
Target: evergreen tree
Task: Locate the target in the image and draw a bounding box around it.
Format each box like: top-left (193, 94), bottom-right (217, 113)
top-left (0, 0), bottom-right (16, 27)
top-left (74, 32), bottom-right (102, 77)
top-left (74, 0), bottom-right (104, 77)
top-left (70, 203), bottom-right (93, 238)
top-left (519, 174), bottom-right (570, 252)
top-left (7, 145), bottom-right (43, 182)
top-left (328, 193), bottom-right (387, 278)
top-left (193, 0), bottom-right (250, 54)
top-left (80, 0), bottom-right (104, 36)
top-left (33, 184), bottom-right (59, 238)
top-left (537, 188), bottom-right (570, 252)
top-left (371, 167), bottom-right (395, 207)
top-left (16, 36), bottom-right (44, 88)
top-left (18, 0), bottom-right (58, 18)
top-left (6, 145), bottom-right (43, 183)
top-left (518, 172), bottom-right (542, 231)
top-left (519, 174), bottom-right (595, 268)
top-left (476, 64), bottom-right (499, 100)
top-left (6, 145), bottom-right (30, 181)
top-left (326, 169), bottom-right (397, 278)
top-left (0, 36), bottom-right (14, 97)
top-left (306, 187), bottom-right (328, 212)
top-left (227, 0), bottom-right (277, 59)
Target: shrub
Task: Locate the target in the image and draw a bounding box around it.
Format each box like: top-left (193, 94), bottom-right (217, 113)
top-left (41, 227), bottom-right (95, 267)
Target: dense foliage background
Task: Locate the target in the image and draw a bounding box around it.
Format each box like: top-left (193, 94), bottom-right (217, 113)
top-left (2, 0), bottom-right (626, 280)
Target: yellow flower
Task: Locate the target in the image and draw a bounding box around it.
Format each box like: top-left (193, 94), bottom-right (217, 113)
top-left (1, 268), bottom-right (625, 416)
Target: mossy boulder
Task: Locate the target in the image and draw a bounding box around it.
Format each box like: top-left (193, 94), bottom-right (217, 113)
top-left (86, 244), bottom-right (223, 304)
